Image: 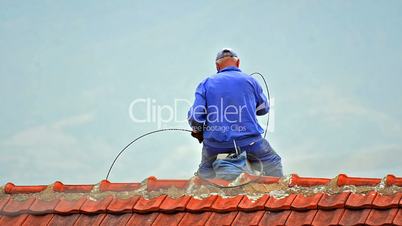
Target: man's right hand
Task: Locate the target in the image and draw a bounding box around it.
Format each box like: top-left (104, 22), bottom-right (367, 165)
top-left (191, 130), bottom-right (204, 143)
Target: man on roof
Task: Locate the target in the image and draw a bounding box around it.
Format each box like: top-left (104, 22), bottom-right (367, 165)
top-left (188, 48), bottom-right (283, 179)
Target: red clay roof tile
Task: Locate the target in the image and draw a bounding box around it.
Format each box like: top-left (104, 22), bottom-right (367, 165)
top-left (186, 195), bottom-right (218, 212)
top-left (126, 212), bottom-right (159, 226)
top-left (0, 196), bottom-right (10, 213)
top-left (210, 195), bottom-right (244, 212)
top-left (1, 196), bottom-right (35, 215)
top-left (22, 214), bottom-right (54, 226)
top-left (99, 213), bottom-right (132, 226)
top-left (47, 213), bottom-right (79, 226)
top-left (291, 193), bottom-right (323, 210)
top-left (317, 192), bottom-right (351, 209)
top-left (372, 192), bottom-right (402, 209)
top-left (28, 197), bottom-right (60, 214)
top-left (1, 174), bottom-right (401, 226)
top-left (205, 211), bottom-right (238, 226)
top-left (106, 196), bottom-right (139, 213)
top-left (265, 193), bottom-right (297, 210)
top-left (133, 195), bottom-right (167, 213)
top-left (238, 194), bottom-right (269, 211)
top-left (74, 213), bottom-right (107, 225)
top-left (54, 196), bottom-right (86, 214)
top-left (338, 209), bottom-right (371, 226)
top-left (0, 214), bottom-right (28, 225)
top-left (365, 208), bottom-right (399, 226)
top-left (231, 210), bottom-right (265, 226)
top-left (79, 195), bottom-right (113, 214)
top-left (259, 210), bottom-right (291, 226)
top-left (286, 209), bottom-right (318, 225)
top-left (312, 209), bottom-right (345, 226)
top-left (393, 209), bottom-right (402, 225)
top-left (179, 212), bottom-right (212, 226)
top-left (345, 191), bottom-right (377, 209)
top-left (153, 212), bottom-right (186, 225)
top-left (159, 195), bottom-right (191, 212)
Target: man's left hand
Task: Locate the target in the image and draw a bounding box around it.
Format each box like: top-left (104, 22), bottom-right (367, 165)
top-left (191, 130), bottom-right (203, 143)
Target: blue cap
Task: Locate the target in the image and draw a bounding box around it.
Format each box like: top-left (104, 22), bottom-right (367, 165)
top-left (216, 48), bottom-right (238, 61)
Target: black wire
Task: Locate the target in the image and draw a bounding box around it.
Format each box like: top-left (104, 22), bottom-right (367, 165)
top-left (104, 128), bottom-right (265, 188)
top-left (105, 72), bottom-right (271, 188)
top-left (105, 128), bottom-right (192, 180)
top-left (250, 72), bottom-right (270, 139)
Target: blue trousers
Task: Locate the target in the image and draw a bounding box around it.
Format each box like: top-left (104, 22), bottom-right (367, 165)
top-left (198, 138), bottom-right (283, 178)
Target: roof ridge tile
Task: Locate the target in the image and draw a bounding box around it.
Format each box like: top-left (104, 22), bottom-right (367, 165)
top-left (290, 174), bottom-right (331, 187)
top-left (4, 183), bottom-right (47, 194)
top-left (337, 174), bottom-right (382, 186)
top-left (99, 180), bottom-right (141, 192)
top-left (53, 181), bottom-right (93, 193)
top-left (386, 175), bottom-right (402, 187)
top-left (2, 174), bottom-right (402, 195)
top-left (146, 177), bottom-right (189, 192)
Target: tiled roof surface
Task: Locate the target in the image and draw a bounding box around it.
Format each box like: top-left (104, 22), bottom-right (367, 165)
top-left (0, 174), bottom-right (401, 225)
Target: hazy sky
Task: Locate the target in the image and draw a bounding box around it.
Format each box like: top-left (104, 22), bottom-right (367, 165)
top-left (1, 1), bottom-right (401, 185)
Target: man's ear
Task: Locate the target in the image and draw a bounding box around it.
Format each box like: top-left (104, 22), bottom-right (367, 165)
top-left (216, 62), bottom-right (220, 71)
top-left (236, 59), bottom-right (240, 67)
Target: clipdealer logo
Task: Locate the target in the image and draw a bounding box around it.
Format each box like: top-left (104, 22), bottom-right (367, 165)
top-left (128, 97), bottom-right (275, 131)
